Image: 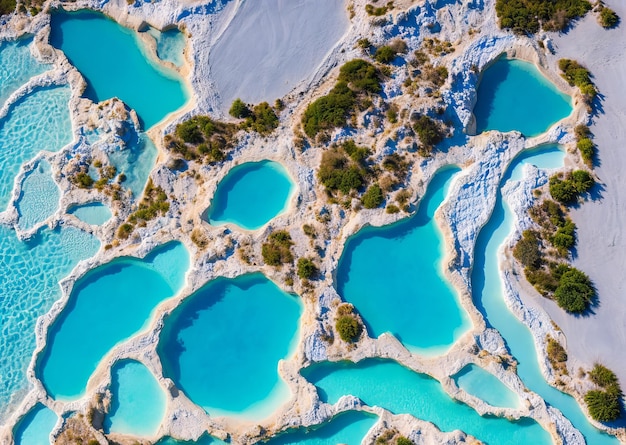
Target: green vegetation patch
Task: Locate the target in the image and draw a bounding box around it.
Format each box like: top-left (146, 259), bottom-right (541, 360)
top-left (335, 314), bottom-right (363, 342)
top-left (549, 170), bottom-right (595, 205)
top-left (365, 1), bottom-right (393, 16)
top-left (0, 0), bottom-right (15, 15)
top-left (302, 60), bottom-right (381, 138)
top-left (229, 99), bottom-right (280, 135)
top-left (599, 6), bottom-right (619, 28)
top-left (166, 115), bottom-right (239, 164)
top-left (317, 140), bottom-right (371, 195)
top-left (118, 179), bottom-right (170, 240)
top-left (412, 115), bottom-right (444, 156)
top-left (585, 363), bottom-right (623, 422)
top-left (362, 183), bottom-right (384, 209)
top-left (262, 230), bottom-right (294, 266)
top-left (495, 0), bottom-right (591, 34)
top-left (297, 257), bottom-right (318, 280)
top-left (559, 59), bottom-right (597, 101)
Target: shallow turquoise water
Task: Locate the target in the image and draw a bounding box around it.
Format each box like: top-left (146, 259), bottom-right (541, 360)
top-left (207, 161), bottom-right (295, 231)
top-left (263, 411), bottom-right (378, 445)
top-left (156, 435), bottom-right (227, 445)
top-left (474, 59), bottom-right (572, 137)
top-left (17, 160), bottom-right (60, 231)
top-left (302, 359), bottom-right (551, 445)
top-left (0, 226), bottom-right (99, 421)
top-left (40, 241), bottom-right (189, 399)
top-left (472, 145), bottom-right (619, 444)
top-left (144, 26), bottom-right (186, 68)
top-left (104, 360), bottom-right (166, 437)
top-left (49, 10), bottom-right (188, 129)
top-left (159, 273), bottom-right (302, 419)
top-left (0, 86), bottom-right (72, 211)
top-left (337, 168), bottom-right (470, 354)
top-left (108, 133), bottom-right (158, 199)
top-left (68, 202), bottom-right (112, 225)
top-left (0, 38), bottom-right (48, 107)
top-left (453, 364), bottom-right (520, 409)
top-left (13, 403), bottom-right (57, 445)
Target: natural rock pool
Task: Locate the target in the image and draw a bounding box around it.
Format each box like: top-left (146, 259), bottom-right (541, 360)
top-left (206, 160), bottom-right (295, 231)
top-left (158, 273), bottom-right (302, 420)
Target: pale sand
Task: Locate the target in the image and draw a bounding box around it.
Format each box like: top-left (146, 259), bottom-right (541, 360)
top-left (208, 0), bottom-right (349, 112)
top-left (520, 0), bottom-right (626, 386)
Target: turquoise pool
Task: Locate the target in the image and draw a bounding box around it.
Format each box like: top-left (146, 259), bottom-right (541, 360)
top-left (104, 360), bottom-right (166, 437)
top-left (159, 273), bottom-right (302, 420)
top-left (472, 145), bottom-right (619, 444)
top-left (13, 403), bottom-right (57, 445)
top-left (68, 202), bottom-right (112, 225)
top-left (108, 133), bottom-right (158, 199)
top-left (302, 359), bottom-right (551, 445)
top-left (143, 26), bottom-right (186, 68)
top-left (0, 86), bottom-right (72, 211)
top-left (39, 242), bottom-right (189, 399)
top-left (453, 364), bottom-right (520, 409)
top-left (49, 10), bottom-right (188, 129)
top-left (206, 161), bottom-right (295, 231)
top-left (17, 160), bottom-right (60, 231)
top-left (263, 411), bottom-right (378, 445)
top-left (474, 58), bottom-right (572, 137)
top-left (336, 167), bottom-right (470, 354)
top-left (0, 226), bottom-right (99, 421)
top-left (0, 38), bottom-right (48, 107)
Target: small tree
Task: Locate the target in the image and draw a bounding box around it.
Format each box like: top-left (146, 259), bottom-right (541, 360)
top-left (362, 183), bottom-right (384, 209)
top-left (585, 389), bottom-right (622, 422)
top-left (229, 98), bottom-right (251, 119)
top-left (599, 7), bottom-right (619, 28)
top-left (336, 315), bottom-right (362, 342)
top-left (297, 257), bottom-right (318, 280)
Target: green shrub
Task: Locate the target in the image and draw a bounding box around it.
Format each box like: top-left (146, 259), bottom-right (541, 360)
top-left (247, 101), bottom-right (279, 134)
top-left (559, 59), bottom-right (596, 100)
top-left (0, 0), bottom-right (16, 15)
top-left (302, 82), bottom-right (356, 138)
top-left (496, 0), bottom-right (591, 34)
top-left (374, 45), bottom-right (397, 64)
top-left (554, 268), bottom-right (595, 313)
top-left (599, 7), bottom-right (619, 28)
top-left (262, 230), bottom-right (294, 266)
top-left (365, 2), bottom-right (392, 16)
top-left (549, 171), bottom-right (594, 205)
top-left (117, 223), bottom-right (134, 240)
top-left (336, 315), bottom-right (362, 342)
top-left (585, 389), bottom-right (622, 422)
top-left (577, 137), bottom-right (595, 166)
top-left (547, 337), bottom-right (568, 363)
top-left (551, 219), bottom-right (576, 252)
top-left (386, 204), bottom-right (400, 214)
top-left (176, 119), bottom-right (204, 144)
top-left (338, 59), bottom-right (381, 94)
top-left (412, 115), bottom-right (443, 153)
top-left (297, 257), bottom-right (318, 279)
top-left (318, 146), bottom-right (366, 194)
top-left (396, 437), bottom-right (413, 445)
top-left (589, 364), bottom-right (619, 388)
top-left (229, 98), bottom-right (251, 118)
top-left (168, 116), bottom-right (239, 163)
top-left (362, 183), bottom-right (384, 209)
top-left (514, 230), bottom-right (542, 270)
top-left (73, 172), bottom-right (94, 188)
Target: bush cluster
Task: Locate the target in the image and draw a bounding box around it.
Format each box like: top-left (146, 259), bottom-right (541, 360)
top-left (599, 7), bottom-right (619, 28)
top-left (229, 99), bottom-right (280, 135)
top-left (558, 59), bottom-right (597, 100)
top-left (118, 179), bottom-right (170, 239)
top-left (318, 141), bottom-right (371, 195)
top-left (412, 115), bottom-right (444, 155)
top-left (261, 230), bottom-right (294, 266)
top-left (549, 170), bottom-right (595, 205)
top-left (166, 115), bottom-right (238, 164)
top-left (297, 257), bottom-right (318, 280)
top-left (302, 60), bottom-right (381, 138)
top-left (585, 364), bottom-right (623, 422)
top-left (361, 183), bottom-right (384, 209)
top-left (365, 1), bottom-right (393, 16)
top-left (335, 314), bottom-right (363, 342)
top-left (574, 124), bottom-right (595, 167)
top-left (495, 0), bottom-right (591, 34)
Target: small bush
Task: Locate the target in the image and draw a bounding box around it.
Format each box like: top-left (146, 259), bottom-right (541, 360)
top-left (297, 257), bottom-right (318, 279)
top-left (386, 204), bottom-right (400, 214)
top-left (413, 115), bottom-right (444, 153)
top-left (336, 315), bottom-right (362, 342)
top-left (551, 218), bottom-right (576, 253)
top-left (117, 223), bottom-right (134, 240)
top-left (599, 7), bottom-right (619, 28)
top-left (262, 230), bottom-right (294, 266)
top-left (374, 45), bottom-right (397, 64)
top-left (396, 437), bottom-right (413, 445)
top-left (547, 337), bottom-right (568, 363)
top-left (549, 171), bottom-right (594, 205)
top-left (246, 101), bottom-right (279, 134)
top-left (362, 183), bottom-right (384, 209)
top-left (585, 389), bottom-right (622, 422)
top-left (229, 98), bottom-right (251, 118)
top-left (514, 230), bottom-right (542, 270)
top-left (73, 172), bottom-right (94, 188)
top-left (589, 364), bottom-right (619, 388)
top-left (559, 59), bottom-right (596, 100)
top-left (577, 137), bottom-right (595, 166)
top-left (0, 0), bottom-right (15, 16)
top-left (554, 268), bottom-right (595, 313)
